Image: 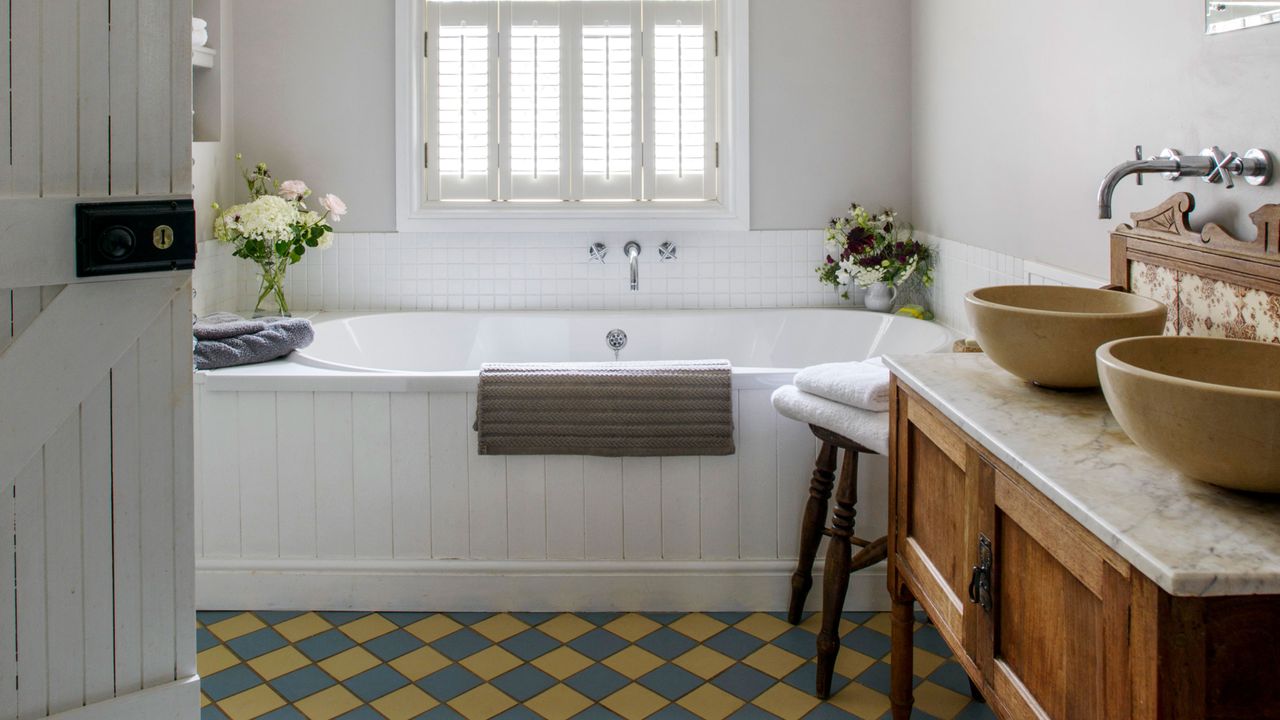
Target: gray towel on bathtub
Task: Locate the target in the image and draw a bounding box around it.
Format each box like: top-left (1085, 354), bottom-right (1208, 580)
top-left (474, 360), bottom-right (734, 457)
top-left (193, 314), bottom-right (315, 370)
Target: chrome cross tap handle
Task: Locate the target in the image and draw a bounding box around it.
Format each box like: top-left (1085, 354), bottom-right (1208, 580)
top-left (1203, 146), bottom-right (1240, 189)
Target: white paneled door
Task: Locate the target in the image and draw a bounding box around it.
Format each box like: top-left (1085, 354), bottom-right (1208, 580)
top-left (0, 1), bottom-right (197, 719)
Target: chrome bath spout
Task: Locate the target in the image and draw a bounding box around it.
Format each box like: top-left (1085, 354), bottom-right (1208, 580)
top-left (624, 241), bottom-right (641, 291)
top-left (1098, 147), bottom-right (1273, 219)
top-left (1097, 157), bottom-right (1185, 220)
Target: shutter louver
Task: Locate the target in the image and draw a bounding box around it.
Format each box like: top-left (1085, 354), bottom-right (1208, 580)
top-left (502, 1), bottom-right (570, 201)
top-left (576, 2), bottom-right (641, 200)
top-left (645, 1), bottom-right (716, 200)
top-left (429, 2), bottom-right (499, 200)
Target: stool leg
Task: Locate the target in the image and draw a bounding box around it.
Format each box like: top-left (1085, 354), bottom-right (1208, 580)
top-left (816, 448), bottom-right (858, 698)
top-left (787, 441), bottom-right (839, 625)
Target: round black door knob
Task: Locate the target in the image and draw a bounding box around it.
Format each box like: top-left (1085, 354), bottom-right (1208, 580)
top-left (98, 226), bottom-right (136, 260)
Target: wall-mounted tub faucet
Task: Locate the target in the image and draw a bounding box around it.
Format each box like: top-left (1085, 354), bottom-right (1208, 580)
top-left (658, 241), bottom-right (678, 262)
top-left (1097, 146), bottom-right (1273, 219)
top-left (624, 241), bottom-right (642, 291)
top-left (588, 242), bottom-right (608, 263)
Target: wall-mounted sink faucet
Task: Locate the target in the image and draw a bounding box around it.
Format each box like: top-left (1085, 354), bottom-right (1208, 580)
top-left (624, 241), bottom-right (642, 291)
top-left (1098, 146), bottom-right (1273, 219)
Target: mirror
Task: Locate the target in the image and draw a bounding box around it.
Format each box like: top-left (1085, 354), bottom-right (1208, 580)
top-left (1206, 1), bottom-right (1280, 34)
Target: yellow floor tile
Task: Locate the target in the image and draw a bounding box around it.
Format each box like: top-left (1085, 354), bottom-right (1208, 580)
top-left (338, 614), bottom-right (398, 644)
top-left (294, 685), bottom-right (363, 720)
top-left (217, 685), bottom-right (287, 720)
top-left (460, 646), bottom-right (524, 681)
top-left (273, 612), bottom-right (334, 643)
top-left (197, 646), bottom-right (241, 677)
top-left (405, 614), bottom-right (463, 643)
top-left (448, 684), bottom-right (517, 720)
top-left (602, 613), bottom-right (661, 642)
top-left (318, 646), bottom-right (381, 681)
top-left (472, 613), bottom-right (531, 642)
top-left (833, 648), bottom-right (876, 680)
top-left (201, 693), bottom-right (211, 708)
top-left (676, 684), bottom-right (745, 720)
top-left (389, 645), bottom-right (452, 681)
top-left (742, 645), bottom-right (806, 679)
top-left (752, 683), bottom-right (821, 720)
top-left (531, 646), bottom-right (595, 680)
top-left (601, 683), bottom-right (669, 720)
top-left (247, 646), bottom-right (311, 681)
top-left (370, 684), bottom-right (440, 720)
top-left (798, 612), bottom-right (857, 638)
top-left (673, 646), bottom-right (736, 680)
top-left (735, 613), bottom-right (791, 641)
top-left (537, 614), bottom-right (595, 643)
top-left (912, 680), bottom-right (971, 720)
top-left (913, 647), bottom-right (947, 677)
top-left (602, 645), bottom-right (665, 679)
top-left (828, 680), bottom-right (892, 719)
top-left (668, 613), bottom-right (728, 642)
top-left (862, 612), bottom-right (892, 636)
top-left (207, 613), bottom-right (267, 642)
top-left (524, 684), bottom-right (594, 720)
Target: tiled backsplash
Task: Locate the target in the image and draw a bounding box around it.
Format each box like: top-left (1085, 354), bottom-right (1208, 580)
top-left (192, 228), bottom-right (1105, 333)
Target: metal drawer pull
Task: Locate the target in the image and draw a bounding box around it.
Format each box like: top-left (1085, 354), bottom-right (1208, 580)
top-left (968, 534), bottom-right (993, 613)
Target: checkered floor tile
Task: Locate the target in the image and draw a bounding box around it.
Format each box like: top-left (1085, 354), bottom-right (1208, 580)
top-left (197, 610), bottom-right (996, 720)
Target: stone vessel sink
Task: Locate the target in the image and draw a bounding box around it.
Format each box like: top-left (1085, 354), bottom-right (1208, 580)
top-left (964, 285), bottom-right (1167, 389)
top-left (1097, 336), bottom-right (1280, 493)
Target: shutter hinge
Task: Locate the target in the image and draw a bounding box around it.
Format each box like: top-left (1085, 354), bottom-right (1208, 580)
top-left (424, 142), bottom-right (429, 169)
top-left (715, 142), bottom-right (719, 168)
top-left (424, 31), bottom-right (429, 57)
top-left (714, 31), bottom-right (719, 57)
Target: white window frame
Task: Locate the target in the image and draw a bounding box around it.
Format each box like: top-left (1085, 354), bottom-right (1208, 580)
top-left (394, 0), bottom-right (750, 232)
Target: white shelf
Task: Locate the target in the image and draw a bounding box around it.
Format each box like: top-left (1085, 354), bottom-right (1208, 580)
top-left (192, 46), bottom-right (217, 70)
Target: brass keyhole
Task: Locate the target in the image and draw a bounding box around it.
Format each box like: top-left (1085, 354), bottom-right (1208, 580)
top-left (152, 225), bottom-right (175, 250)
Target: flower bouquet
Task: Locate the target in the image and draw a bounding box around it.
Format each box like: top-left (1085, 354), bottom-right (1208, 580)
top-left (213, 157), bottom-right (347, 316)
top-left (816, 203), bottom-right (933, 309)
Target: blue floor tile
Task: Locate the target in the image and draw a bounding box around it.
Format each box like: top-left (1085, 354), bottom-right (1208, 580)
top-left (635, 627), bottom-right (698, 660)
top-left (842, 612), bottom-right (876, 625)
top-left (200, 706), bottom-right (230, 720)
top-left (336, 707), bottom-right (388, 720)
top-left (564, 664), bottom-right (630, 701)
top-left (841, 626), bottom-right (891, 659)
top-left (196, 627), bottom-right (220, 652)
top-left (711, 664), bottom-right (776, 701)
top-left (269, 665), bottom-right (337, 702)
top-left (197, 611), bottom-right (243, 625)
top-left (571, 707), bottom-right (625, 720)
top-left (567, 628), bottom-right (630, 661)
top-left (782, 663), bottom-right (849, 696)
top-left (491, 665), bottom-right (557, 701)
top-left (494, 706), bottom-right (543, 720)
top-left (952, 703), bottom-right (997, 720)
top-left (855, 663), bottom-right (923, 696)
top-left (648, 704), bottom-right (700, 719)
top-left (926, 662), bottom-right (973, 696)
top-left (364, 629), bottom-right (426, 661)
top-left (501, 629), bottom-right (562, 661)
top-left (727, 706), bottom-right (779, 719)
top-left (258, 707), bottom-right (307, 720)
top-left (804, 705), bottom-right (859, 719)
top-left (295, 629), bottom-right (358, 661)
top-left (344, 664), bottom-right (411, 702)
top-left (642, 612), bottom-right (684, 626)
top-left (703, 628), bottom-right (766, 660)
top-left (913, 625), bottom-right (951, 657)
top-left (706, 612), bottom-right (750, 625)
top-left (381, 611), bottom-right (432, 627)
top-left (638, 663), bottom-right (703, 700)
top-left (420, 705), bottom-right (467, 719)
top-left (511, 612), bottom-right (559, 626)
top-left (201, 665), bottom-right (262, 701)
top-left (446, 612), bottom-right (495, 626)
top-left (415, 665), bottom-right (483, 701)
top-left (255, 611), bottom-right (306, 625)
top-left (317, 611), bottom-right (370, 626)
top-left (578, 612), bottom-right (622, 626)
top-left (771, 627), bottom-right (817, 658)
top-left (431, 628), bottom-right (491, 661)
top-left (226, 627), bottom-right (289, 660)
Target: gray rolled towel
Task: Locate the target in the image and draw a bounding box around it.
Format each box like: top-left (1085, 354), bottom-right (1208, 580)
top-left (194, 312), bottom-right (268, 340)
top-left (194, 315), bottom-right (315, 370)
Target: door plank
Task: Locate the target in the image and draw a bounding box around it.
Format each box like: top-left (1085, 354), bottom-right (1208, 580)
top-left (80, 376), bottom-right (116, 704)
top-left (737, 389), bottom-right (778, 559)
top-left (622, 457), bottom-right (661, 560)
top-left (0, 277), bottom-right (183, 497)
top-left (315, 393), bottom-right (356, 558)
top-left (237, 393), bottom-right (281, 558)
top-left (108, 0), bottom-right (139, 195)
top-left (276, 392), bottom-right (318, 558)
top-left (353, 393), bottom-right (393, 558)
top-left (15, 451), bottom-right (48, 719)
top-left (428, 393), bottom-right (469, 559)
top-left (0, 1), bottom-right (11, 196)
top-left (390, 393), bottom-right (431, 559)
top-left (583, 457), bottom-right (624, 560)
top-left (41, 0), bottom-right (79, 196)
top-left (111, 343), bottom-right (144, 694)
top-left (0, 442), bottom-right (14, 718)
top-left (139, 305), bottom-right (176, 687)
top-left (44, 411), bottom-right (86, 714)
top-left (507, 456), bottom-right (548, 560)
top-left (171, 289), bottom-right (196, 681)
top-left (168, 0), bottom-right (192, 193)
top-left (136, 0), bottom-right (172, 195)
top-left (78, 0), bottom-right (112, 196)
top-left (10, 0), bottom-right (41, 196)
top-left (546, 456), bottom-right (586, 560)
top-left (660, 457), bottom-right (700, 560)
top-left (199, 390), bottom-right (241, 557)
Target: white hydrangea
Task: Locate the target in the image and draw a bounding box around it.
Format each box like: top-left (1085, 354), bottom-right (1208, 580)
top-left (222, 195), bottom-right (299, 243)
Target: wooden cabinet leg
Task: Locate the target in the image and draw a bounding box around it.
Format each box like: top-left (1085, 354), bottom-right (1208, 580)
top-left (890, 592), bottom-right (915, 719)
top-left (788, 441), bottom-right (838, 625)
top-left (816, 449), bottom-right (858, 698)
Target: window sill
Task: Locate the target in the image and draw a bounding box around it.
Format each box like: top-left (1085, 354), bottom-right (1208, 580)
top-left (396, 201), bottom-right (749, 233)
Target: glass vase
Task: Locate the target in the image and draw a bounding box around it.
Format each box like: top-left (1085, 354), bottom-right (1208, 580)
top-left (253, 262), bottom-right (291, 318)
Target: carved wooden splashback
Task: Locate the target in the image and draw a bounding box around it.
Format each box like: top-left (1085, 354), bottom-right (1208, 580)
top-left (1110, 192), bottom-right (1280, 342)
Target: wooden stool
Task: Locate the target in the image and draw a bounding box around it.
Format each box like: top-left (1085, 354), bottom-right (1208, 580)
top-left (787, 424), bottom-right (888, 699)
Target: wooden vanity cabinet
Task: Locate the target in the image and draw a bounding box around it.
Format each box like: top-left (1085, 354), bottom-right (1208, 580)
top-left (888, 379), bottom-right (1280, 720)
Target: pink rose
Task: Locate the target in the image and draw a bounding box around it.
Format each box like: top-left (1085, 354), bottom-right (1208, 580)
top-left (320, 193), bottom-right (348, 221)
top-left (278, 180), bottom-right (309, 201)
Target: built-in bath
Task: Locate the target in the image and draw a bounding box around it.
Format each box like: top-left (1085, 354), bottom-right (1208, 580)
top-left (194, 309), bottom-right (951, 611)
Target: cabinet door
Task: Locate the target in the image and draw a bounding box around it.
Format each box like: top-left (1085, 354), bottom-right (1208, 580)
top-left (978, 460), bottom-right (1131, 720)
top-left (892, 390), bottom-right (978, 660)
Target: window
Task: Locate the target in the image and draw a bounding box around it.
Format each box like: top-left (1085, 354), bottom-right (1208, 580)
top-left (397, 0), bottom-right (748, 230)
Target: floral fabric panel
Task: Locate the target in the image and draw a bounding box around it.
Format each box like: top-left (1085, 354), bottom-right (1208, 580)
top-left (1179, 273), bottom-right (1280, 343)
top-left (1129, 261), bottom-right (1178, 335)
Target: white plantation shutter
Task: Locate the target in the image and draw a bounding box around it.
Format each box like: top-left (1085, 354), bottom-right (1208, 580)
top-left (501, 3), bottom-right (571, 200)
top-left (423, 0), bottom-right (718, 205)
top-left (428, 1), bottom-right (499, 200)
top-left (644, 0), bottom-right (716, 200)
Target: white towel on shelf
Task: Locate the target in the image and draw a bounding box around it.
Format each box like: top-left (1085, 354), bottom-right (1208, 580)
top-left (792, 357), bottom-right (891, 413)
top-left (770, 385), bottom-right (889, 456)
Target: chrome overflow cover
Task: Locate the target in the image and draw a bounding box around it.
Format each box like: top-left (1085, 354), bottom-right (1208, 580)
top-left (605, 329), bottom-right (628, 360)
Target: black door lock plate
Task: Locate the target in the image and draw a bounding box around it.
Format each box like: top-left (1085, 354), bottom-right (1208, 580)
top-left (76, 199), bottom-right (197, 277)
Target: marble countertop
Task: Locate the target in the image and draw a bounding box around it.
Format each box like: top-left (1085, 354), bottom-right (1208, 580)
top-left (884, 352), bottom-right (1280, 598)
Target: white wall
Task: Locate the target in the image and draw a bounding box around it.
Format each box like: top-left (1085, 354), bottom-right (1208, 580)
top-left (228, 0), bottom-right (912, 231)
top-left (911, 0), bottom-right (1280, 278)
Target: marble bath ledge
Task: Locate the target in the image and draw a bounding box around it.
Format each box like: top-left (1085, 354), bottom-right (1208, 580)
top-left (884, 352), bottom-right (1280, 597)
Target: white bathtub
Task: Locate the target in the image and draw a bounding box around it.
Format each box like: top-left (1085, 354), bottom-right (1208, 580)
top-left (194, 309), bottom-right (951, 612)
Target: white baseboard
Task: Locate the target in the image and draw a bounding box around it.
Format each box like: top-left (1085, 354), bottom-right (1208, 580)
top-left (196, 559), bottom-right (891, 613)
top-left (44, 675), bottom-right (201, 720)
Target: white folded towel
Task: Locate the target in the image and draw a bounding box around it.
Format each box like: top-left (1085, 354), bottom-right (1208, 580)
top-left (770, 385), bottom-right (889, 455)
top-left (793, 357), bottom-right (891, 413)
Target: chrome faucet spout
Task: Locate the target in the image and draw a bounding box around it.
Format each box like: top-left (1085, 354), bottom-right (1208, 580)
top-left (1097, 146), bottom-right (1273, 219)
top-left (624, 241), bottom-right (641, 291)
top-left (1097, 158), bottom-right (1182, 220)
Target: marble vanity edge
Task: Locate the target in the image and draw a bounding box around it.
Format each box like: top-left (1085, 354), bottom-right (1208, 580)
top-left (883, 354), bottom-right (1210, 597)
